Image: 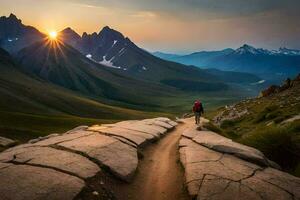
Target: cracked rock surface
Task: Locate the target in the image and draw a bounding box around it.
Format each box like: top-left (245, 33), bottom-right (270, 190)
top-left (0, 117), bottom-right (177, 200)
top-left (179, 118), bottom-right (300, 200)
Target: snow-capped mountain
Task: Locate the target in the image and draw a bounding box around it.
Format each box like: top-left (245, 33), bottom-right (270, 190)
top-left (154, 44), bottom-right (300, 79)
top-left (234, 44), bottom-right (271, 55)
top-left (234, 44), bottom-right (300, 56)
top-left (276, 48), bottom-right (300, 56)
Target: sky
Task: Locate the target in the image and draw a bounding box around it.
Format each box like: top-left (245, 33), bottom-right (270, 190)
top-left (0, 0), bottom-right (300, 54)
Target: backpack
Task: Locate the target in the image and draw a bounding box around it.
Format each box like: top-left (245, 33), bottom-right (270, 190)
top-left (193, 101), bottom-right (202, 112)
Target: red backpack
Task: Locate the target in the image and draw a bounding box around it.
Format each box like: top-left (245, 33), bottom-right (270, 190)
top-left (193, 101), bottom-right (202, 112)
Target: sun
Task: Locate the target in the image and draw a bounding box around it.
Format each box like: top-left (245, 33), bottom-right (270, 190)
top-left (48, 31), bottom-right (57, 40)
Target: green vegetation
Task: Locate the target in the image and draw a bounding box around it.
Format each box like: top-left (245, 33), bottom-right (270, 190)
top-left (240, 121), bottom-right (300, 176)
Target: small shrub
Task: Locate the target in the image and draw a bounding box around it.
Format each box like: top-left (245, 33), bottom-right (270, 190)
top-left (220, 120), bottom-right (236, 129)
top-left (203, 122), bottom-right (222, 134)
top-left (265, 105), bottom-right (279, 112)
top-left (253, 112), bottom-right (266, 123)
top-left (240, 121), bottom-right (300, 176)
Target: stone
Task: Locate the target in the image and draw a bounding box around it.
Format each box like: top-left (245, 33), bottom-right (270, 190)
top-left (90, 126), bottom-right (153, 146)
top-left (113, 121), bottom-right (162, 138)
top-left (112, 136), bottom-right (137, 148)
top-left (142, 119), bottom-right (174, 129)
top-left (198, 175), bottom-right (261, 200)
top-left (0, 165), bottom-right (84, 200)
top-left (64, 126), bottom-right (89, 134)
top-left (242, 176), bottom-right (293, 200)
top-left (0, 136), bottom-right (16, 147)
top-left (33, 130), bottom-right (95, 146)
top-left (178, 137), bottom-right (195, 147)
top-left (192, 131), bottom-right (271, 167)
top-left (281, 114), bottom-right (300, 124)
top-left (182, 128), bottom-right (199, 139)
top-left (179, 130), bottom-right (300, 200)
top-left (57, 134), bottom-right (138, 182)
top-left (28, 133), bottom-right (60, 144)
top-left (253, 168), bottom-right (300, 197)
top-left (7, 146), bottom-right (100, 179)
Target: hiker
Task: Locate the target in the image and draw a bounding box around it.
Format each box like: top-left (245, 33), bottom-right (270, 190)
top-left (193, 100), bottom-right (204, 125)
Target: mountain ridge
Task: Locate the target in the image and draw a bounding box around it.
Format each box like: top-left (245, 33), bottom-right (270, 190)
top-left (154, 44), bottom-right (300, 80)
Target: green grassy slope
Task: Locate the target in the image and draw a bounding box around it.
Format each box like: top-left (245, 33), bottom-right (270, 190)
top-left (0, 48), bottom-right (170, 142)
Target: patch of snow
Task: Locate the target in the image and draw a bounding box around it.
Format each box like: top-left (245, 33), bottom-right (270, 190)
top-left (142, 66), bottom-right (147, 71)
top-left (7, 38), bottom-right (18, 42)
top-left (112, 40), bottom-right (118, 48)
top-left (251, 80), bottom-right (265, 85)
top-left (99, 56), bottom-right (122, 69)
top-left (86, 54), bottom-right (92, 58)
top-left (123, 68), bottom-right (127, 71)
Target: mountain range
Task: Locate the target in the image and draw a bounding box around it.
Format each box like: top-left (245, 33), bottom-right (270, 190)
top-left (0, 13), bottom-right (266, 139)
top-left (154, 44), bottom-right (300, 80)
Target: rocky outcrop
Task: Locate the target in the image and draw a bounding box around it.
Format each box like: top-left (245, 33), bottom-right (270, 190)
top-left (0, 117), bottom-right (177, 200)
top-left (213, 105), bottom-right (249, 126)
top-left (0, 136), bottom-right (16, 147)
top-left (179, 119), bottom-right (300, 200)
top-left (259, 74), bottom-right (300, 97)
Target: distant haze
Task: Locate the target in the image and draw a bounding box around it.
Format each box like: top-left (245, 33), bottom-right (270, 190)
top-left (0, 0), bottom-right (299, 53)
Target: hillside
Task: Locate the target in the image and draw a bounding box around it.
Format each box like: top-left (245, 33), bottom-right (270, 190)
top-left (0, 48), bottom-right (168, 142)
top-left (15, 39), bottom-right (177, 108)
top-left (206, 74), bottom-right (300, 176)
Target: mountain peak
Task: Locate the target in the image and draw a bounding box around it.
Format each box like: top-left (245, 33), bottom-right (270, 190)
top-left (62, 27), bottom-right (74, 32)
top-left (241, 44), bottom-right (256, 50)
top-left (9, 13), bottom-right (17, 19)
top-left (99, 26), bottom-right (124, 40)
top-left (61, 27), bottom-right (80, 37)
top-left (0, 13), bottom-right (21, 23)
top-left (235, 44), bottom-right (261, 55)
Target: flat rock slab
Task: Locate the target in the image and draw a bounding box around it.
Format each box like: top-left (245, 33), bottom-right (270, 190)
top-left (0, 136), bottom-right (16, 147)
top-left (2, 146), bottom-right (100, 179)
top-left (57, 134), bottom-right (138, 182)
top-left (0, 164), bottom-right (84, 200)
top-left (142, 118), bottom-right (175, 130)
top-left (111, 121), bottom-right (163, 138)
top-left (179, 137), bottom-right (300, 200)
top-left (0, 117), bottom-right (177, 199)
top-left (187, 130), bottom-right (274, 167)
top-left (89, 126), bottom-right (151, 146)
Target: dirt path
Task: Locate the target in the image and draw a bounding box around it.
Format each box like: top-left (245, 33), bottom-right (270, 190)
top-left (115, 122), bottom-right (191, 200)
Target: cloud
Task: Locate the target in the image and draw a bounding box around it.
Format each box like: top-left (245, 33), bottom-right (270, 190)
top-left (69, 0), bottom-right (300, 19)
